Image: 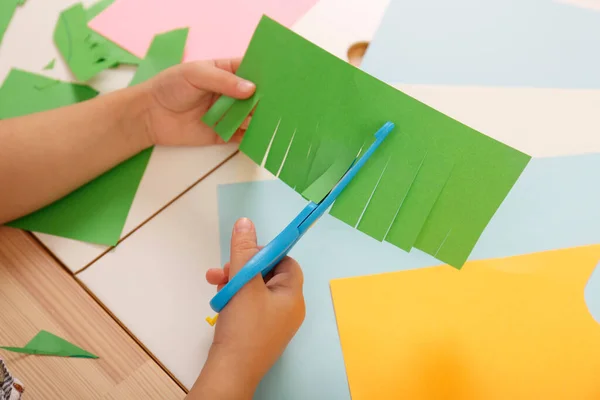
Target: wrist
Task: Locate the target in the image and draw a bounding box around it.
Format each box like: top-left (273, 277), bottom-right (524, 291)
top-left (105, 84), bottom-right (155, 152)
top-left (187, 344), bottom-right (259, 400)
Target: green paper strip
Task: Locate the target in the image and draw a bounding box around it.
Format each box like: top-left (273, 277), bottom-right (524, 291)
top-left (238, 99), bottom-right (282, 164)
top-left (0, 0), bottom-right (23, 47)
top-left (356, 136), bottom-right (425, 242)
top-left (203, 95), bottom-right (236, 127)
top-left (204, 16), bottom-right (531, 268)
top-left (0, 330), bottom-right (98, 359)
top-left (214, 94), bottom-right (260, 141)
top-left (301, 151), bottom-right (355, 202)
top-left (4, 27), bottom-right (188, 245)
top-left (384, 151), bottom-right (454, 251)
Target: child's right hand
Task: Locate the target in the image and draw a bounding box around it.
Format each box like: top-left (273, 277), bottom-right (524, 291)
top-left (188, 217), bottom-right (305, 400)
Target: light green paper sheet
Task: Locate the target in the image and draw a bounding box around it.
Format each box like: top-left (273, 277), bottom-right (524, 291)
top-left (4, 28), bottom-right (187, 245)
top-left (0, 0), bottom-right (24, 47)
top-left (0, 330), bottom-right (98, 358)
top-left (203, 16), bottom-right (531, 268)
top-left (53, 2), bottom-right (141, 82)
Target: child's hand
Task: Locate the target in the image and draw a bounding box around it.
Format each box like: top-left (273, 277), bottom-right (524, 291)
top-left (141, 59), bottom-right (256, 147)
top-left (188, 218), bottom-right (305, 400)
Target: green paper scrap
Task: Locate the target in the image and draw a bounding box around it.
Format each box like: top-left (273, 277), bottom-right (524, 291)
top-left (128, 27), bottom-right (189, 86)
top-left (202, 16), bottom-right (532, 268)
top-left (43, 59), bottom-right (56, 70)
top-left (0, 69), bottom-right (98, 119)
top-left (53, 2), bottom-right (141, 82)
top-left (0, 330), bottom-right (98, 358)
top-left (0, 0), bottom-right (24, 47)
top-left (4, 29), bottom-right (188, 245)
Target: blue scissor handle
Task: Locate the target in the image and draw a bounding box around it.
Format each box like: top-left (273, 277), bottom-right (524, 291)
top-left (209, 202), bottom-right (318, 312)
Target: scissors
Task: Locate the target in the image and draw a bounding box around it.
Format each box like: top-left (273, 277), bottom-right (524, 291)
top-left (208, 121), bottom-right (395, 316)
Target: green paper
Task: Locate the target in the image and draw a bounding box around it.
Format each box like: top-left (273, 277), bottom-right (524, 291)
top-left (0, 330), bottom-right (98, 358)
top-left (43, 59), bottom-right (56, 70)
top-left (129, 27), bottom-right (188, 86)
top-left (202, 16), bottom-right (531, 268)
top-left (382, 151), bottom-right (454, 251)
top-left (203, 95), bottom-right (236, 127)
top-left (215, 95), bottom-right (260, 141)
top-left (53, 2), bottom-right (141, 82)
top-left (301, 151), bottom-right (355, 202)
top-left (4, 28), bottom-right (187, 245)
top-left (0, 0), bottom-right (23, 47)
top-left (0, 69), bottom-right (98, 119)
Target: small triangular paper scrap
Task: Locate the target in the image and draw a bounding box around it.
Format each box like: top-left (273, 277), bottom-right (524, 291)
top-left (0, 330), bottom-right (98, 358)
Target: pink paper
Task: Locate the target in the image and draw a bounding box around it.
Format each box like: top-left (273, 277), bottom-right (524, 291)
top-left (89, 0), bottom-right (320, 62)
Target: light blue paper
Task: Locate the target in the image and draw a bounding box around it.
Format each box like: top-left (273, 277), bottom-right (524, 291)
top-left (218, 153), bottom-right (600, 400)
top-left (361, 0), bottom-right (600, 89)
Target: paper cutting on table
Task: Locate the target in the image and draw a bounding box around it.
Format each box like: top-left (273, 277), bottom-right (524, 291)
top-left (217, 153), bottom-right (600, 400)
top-left (206, 16), bottom-right (531, 268)
top-left (43, 59), bottom-right (56, 71)
top-left (54, 2), bottom-right (141, 82)
top-left (362, 0), bottom-right (600, 89)
top-left (5, 29), bottom-right (187, 245)
top-left (89, 0), bottom-right (319, 62)
top-left (0, 331), bottom-right (98, 358)
top-left (331, 245), bottom-right (600, 399)
top-left (0, 0), bottom-right (24, 47)
top-left (0, 69), bottom-right (98, 119)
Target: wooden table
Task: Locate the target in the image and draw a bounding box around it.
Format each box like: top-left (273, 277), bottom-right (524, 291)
top-left (0, 227), bottom-right (186, 399)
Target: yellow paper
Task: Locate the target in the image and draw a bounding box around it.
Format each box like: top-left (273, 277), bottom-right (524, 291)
top-left (330, 245), bottom-right (600, 400)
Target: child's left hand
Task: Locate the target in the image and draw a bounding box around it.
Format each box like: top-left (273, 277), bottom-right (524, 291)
top-left (141, 59), bottom-right (256, 147)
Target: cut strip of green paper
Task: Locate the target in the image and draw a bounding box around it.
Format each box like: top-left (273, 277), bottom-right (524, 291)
top-left (0, 0), bottom-right (24, 47)
top-left (202, 16), bottom-right (531, 268)
top-left (4, 28), bottom-right (188, 245)
top-left (53, 2), bottom-right (141, 82)
top-left (0, 330), bottom-right (98, 358)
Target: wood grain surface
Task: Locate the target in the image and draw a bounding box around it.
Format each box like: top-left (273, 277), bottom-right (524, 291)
top-left (0, 227), bottom-right (186, 399)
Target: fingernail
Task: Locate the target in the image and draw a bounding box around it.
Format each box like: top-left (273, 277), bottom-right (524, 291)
top-left (237, 79), bottom-right (255, 93)
top-left (234, 217), bottom-right (253, 233)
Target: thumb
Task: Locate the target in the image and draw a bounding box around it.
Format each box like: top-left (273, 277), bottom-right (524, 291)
top-left (229, 218), bottom-right (260, 277)
top-left (183, 62), bottom-right (255, 99)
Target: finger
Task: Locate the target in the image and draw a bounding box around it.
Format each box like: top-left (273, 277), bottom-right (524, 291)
top-left (206, 268), bottom-right (228, 285)
top-left (229, 218), bottom-right (260, 277)
top-left (266, 256), bottom-right (304, 293)
top-left (223, 263), bottom-right (230, 278)
top-left (214, 58), bottom-right (243, 73)
top-left (183, 62), bottom-right (255, 99)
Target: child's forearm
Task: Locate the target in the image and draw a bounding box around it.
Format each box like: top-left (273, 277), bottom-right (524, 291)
top-left (187, 345), bottom-right (258, 400)
top-left (0, 86), bottom-right (153, 224)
